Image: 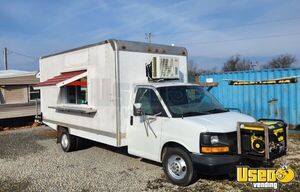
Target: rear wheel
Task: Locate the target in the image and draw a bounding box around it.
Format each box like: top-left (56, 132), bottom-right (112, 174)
top-left (60, 131), bottom-right (77, 152)
top-left (162, 147), bottom-right (197, 186)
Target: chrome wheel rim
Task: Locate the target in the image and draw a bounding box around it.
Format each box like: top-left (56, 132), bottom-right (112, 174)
top-left (167, 154), bottom-right (187, 180)
top-left (61, 134), bottom-right (69, 149)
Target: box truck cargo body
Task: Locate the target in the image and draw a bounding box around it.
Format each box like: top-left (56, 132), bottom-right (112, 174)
top-left (38, 40), bottom-right (188, 148)
top-left (37, 39), bottom-right (287, 186)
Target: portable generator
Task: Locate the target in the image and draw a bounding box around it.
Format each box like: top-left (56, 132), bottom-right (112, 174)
top-left (237, 119), bottom-right (287, 162)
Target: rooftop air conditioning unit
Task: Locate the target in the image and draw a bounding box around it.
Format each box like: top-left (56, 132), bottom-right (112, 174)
top-left (151, 56), bottom-right (179, 79)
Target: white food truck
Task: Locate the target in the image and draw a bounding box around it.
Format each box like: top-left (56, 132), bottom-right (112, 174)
top-left (37, 39), bottom-right (286, 186)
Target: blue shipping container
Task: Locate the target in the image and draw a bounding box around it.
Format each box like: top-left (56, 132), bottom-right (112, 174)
top-left (200, 68), bottom-right (300, 128)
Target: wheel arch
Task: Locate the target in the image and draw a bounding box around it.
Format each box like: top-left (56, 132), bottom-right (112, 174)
top-left (57, 125), bottom-right (69, 132)
top-left (160, 141), bottom-right (191, 162)
top-left (57, 125), bottom-right (69, 143)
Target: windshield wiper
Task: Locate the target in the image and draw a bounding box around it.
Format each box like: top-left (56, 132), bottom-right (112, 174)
top-left (181, 111), bottom-right (209, 117)
top-left (205, 108), bottom-right (229, 114)
top-left (173, 109), bottom-right (227, 118)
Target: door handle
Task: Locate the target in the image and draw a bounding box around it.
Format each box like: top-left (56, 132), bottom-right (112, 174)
top-left (130, 116), bottom-right (133, 126)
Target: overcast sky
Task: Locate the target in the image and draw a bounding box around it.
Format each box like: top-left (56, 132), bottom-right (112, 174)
top-left (1, 0), bottom-right (300, 71)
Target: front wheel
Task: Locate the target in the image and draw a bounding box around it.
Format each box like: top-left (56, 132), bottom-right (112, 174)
top-left (162, 147), bottom-right (197, 186)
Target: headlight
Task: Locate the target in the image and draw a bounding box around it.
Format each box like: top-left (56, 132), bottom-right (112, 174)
top-left (210, 135), bottom-right (219, 145)
top-left (200, 132), bottom-right (235, 154)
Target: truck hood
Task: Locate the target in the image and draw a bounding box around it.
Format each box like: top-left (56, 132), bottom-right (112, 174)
top-left (184, 111), bottom-right (256, 133)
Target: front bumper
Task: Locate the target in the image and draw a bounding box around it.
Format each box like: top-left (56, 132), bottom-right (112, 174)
top-left (190, 154), bottom-right (241, 175)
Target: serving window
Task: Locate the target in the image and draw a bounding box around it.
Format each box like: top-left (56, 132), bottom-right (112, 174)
top-left (64, 77), bottom-right (88, 105)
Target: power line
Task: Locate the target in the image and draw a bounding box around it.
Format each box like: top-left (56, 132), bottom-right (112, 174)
top-left (8, 49), bottom-right (39, 60)
top-left (155, 16), bottom-right (300, 37)
top-left (177, 32), bottom-right (300, 45)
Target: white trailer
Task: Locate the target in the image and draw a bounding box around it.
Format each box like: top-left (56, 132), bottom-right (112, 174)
top-left (37, 39), bottom-right (286, 186)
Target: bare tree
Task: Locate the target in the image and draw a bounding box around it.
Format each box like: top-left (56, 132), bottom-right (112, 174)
top-left (187, 60), bottom-right (199, 75)
top-left (222, 55), bottom-right (253, 72)
top-left (263, 54), bottom-right (296, 69)
top-left (198, 67), bottom-right (218, 75)
top-left (187, 60), bottom-right (219, 83)
top-left (188, 60), bottom-right (200, 83)
top-left (188, 60), bottom-right (219, 75)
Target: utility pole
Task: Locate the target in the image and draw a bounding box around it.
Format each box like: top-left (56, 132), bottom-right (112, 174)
top-left (145, 32), bottom-right (154, 43)
top-left (3, 47), bottom-right (8, 70)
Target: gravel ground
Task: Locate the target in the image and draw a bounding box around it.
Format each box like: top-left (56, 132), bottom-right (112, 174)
top-left (0, 126), bottom-right (299, 192)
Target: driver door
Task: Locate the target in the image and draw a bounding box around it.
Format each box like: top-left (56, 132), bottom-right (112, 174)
top-left (128, 87), bottom-right (167, 162)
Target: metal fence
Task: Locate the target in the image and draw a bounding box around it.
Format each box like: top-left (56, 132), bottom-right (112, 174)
top-left (200, 68), bottom-right (300, 128)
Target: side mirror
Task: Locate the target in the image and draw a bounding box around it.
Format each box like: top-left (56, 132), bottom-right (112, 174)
top-left (133, 103), bottom-right (143, 116)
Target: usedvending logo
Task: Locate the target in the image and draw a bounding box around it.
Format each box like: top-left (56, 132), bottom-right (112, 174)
top-left (237, 165), bottom-right (295, 189)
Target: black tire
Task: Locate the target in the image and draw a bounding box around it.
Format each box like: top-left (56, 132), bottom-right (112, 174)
top-left (60, 130), bottom-right (77, 152)
top-left (228, 167), bottom-right (237, 180)
top-left (162, 147), bottom-right (197, 186)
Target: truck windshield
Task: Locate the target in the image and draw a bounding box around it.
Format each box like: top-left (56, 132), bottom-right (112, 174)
top-left (157, 86), bottom-right (228, 117)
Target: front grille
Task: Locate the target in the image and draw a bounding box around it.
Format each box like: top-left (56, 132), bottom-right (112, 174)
top-left (226, 132), bottom-right (237, 154)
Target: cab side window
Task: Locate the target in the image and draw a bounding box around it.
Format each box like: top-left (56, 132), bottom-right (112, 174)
top-left (135, 88), bottom-right (167, 117)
